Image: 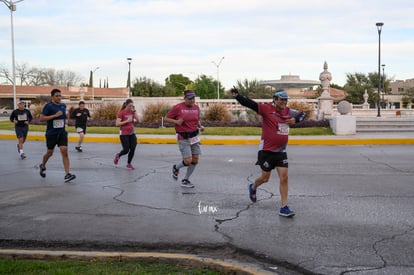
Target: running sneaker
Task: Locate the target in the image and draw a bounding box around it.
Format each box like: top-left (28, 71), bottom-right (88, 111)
top-left (75, 146), bottom-right (83, 152)
top-left (20, 153), bottom-right (26, 159)
top-left (172, 164), bottom-right (179, 180)
top-left (248, 183), bottom-right (257, 203)
top-left (126, 164), bottom-right (135, 170)
top-left (181, 179), bottom-right (194, 188)
top-left (113, 153), bottom-right (120, 165)
top-left (39, 164), bottom-right (46, 178)
top-left (64, 173), bottom-right (76, 182)
top-left (279, 205), bottom-right (295, 217)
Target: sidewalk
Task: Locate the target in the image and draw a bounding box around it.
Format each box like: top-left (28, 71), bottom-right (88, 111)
top-left (1, 130), bottom-right (414, 145)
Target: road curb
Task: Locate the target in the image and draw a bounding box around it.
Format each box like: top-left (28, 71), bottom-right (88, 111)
top-left (1, 133), bottom-right (414, 145)
top-left (0, 249), bottom-right (274, 275)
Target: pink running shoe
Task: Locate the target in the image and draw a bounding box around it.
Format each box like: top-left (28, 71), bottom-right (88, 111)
top-left (126, 164), bottom-right (135, 170)
top-left (113, 153), bottom-right (120, 165)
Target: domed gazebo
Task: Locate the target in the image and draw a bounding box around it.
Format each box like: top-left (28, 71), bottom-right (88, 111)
top-left (260, 74), bottom-right (320, 98)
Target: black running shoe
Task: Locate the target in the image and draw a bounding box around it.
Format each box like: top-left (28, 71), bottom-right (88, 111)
top-left (172, 165), bottom-right (179, 180)
top-left (39, 164), bottom-right (46, 178)
top-left (75, 146), bottom-right (83, 152)
top-left (64, 173), bottom-right (76, 182)
top-left (181, 179), bottom-right (194, 188)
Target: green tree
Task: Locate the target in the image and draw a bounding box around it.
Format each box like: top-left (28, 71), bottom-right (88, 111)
top-left (131, 77), bottom-right (164, 97)
top-left (343, 73), bottom-right (373, 104)
top-left (88, 70), bottom-right (93, 87)
top-left (165, 74), bottom-right (192, 96)
top-left (231, 79), bottom-right (272, 99)
top-left (344, 72), bottom-right (391, 106)
top-left (191, 74), bottom-right (218, 99)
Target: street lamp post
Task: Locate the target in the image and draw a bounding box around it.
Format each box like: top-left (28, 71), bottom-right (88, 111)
top-left (376, 22), bottom-right (384, 117)
top-left (1, 0), bottom-right (24, 108)
top-left (127, 57), bottom-right (132, 98)
top-left (91, 66), bottom-right (99, 103)
top-left (381, 64), bottom-right (385, 107)
top-left (211, 56), bottom-right (224, 100)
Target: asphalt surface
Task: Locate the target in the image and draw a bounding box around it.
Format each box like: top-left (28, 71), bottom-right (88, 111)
top-left (0, 132), bottom-right (414, 274)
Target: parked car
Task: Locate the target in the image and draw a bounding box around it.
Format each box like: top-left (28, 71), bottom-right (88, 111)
top-left (0, 107), bottom-right (13, 115)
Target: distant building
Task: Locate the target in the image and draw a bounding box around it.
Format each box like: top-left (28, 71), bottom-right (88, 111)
top-left (302, 87), bottom-right (347, 102)
top-left (388, 79), bottom-right (414, 95)
top-left (259, 74), bottom-right (320, 98)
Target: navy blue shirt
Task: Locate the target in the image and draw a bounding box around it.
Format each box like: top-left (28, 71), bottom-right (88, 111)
top-left (41, 102), bottom-right (67, 135)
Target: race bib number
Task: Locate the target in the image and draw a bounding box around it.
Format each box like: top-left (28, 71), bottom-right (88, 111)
top-left (17, 113), bottom-right (27, 121)
top-left (277, 123), bottom-right (289, 135)
top-left (189, 135), bottom-right (200, 145)
top-left (53, 119), bottom-right (65, 128)
top-left (76, 127), bottom-right (84, 133)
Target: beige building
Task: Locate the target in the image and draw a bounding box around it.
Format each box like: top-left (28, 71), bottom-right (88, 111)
top-left (383, 79), bottom-right (414, 108)
top-left (388, 78), bottom-right (414, 95)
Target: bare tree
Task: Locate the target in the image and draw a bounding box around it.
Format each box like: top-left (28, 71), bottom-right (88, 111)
top-left (28, 67), bottom-right (47, 86)
top-left (16, 63), bottom-right (34, 85)
top-left (0, 64), bottom-right (13, 84)
top-left (0, 63), bottom-right (83, 86)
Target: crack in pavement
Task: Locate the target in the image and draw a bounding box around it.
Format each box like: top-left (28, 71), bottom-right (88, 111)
top-left (107, 185), bottom-right (198, 216)
top-left (213, 174), bottom-right (275, 242)
top-left (339, 226), bottom-right (414, 275)
top-left (360, 153), bottom-right (414, 174)
top-left (101, 167), bottom-right (198, 216)
top-left (209, 170), bottom-right (414, 274)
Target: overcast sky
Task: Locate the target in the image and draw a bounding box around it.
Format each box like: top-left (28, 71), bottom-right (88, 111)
top-left (1, 0), bottom-right (413, 89)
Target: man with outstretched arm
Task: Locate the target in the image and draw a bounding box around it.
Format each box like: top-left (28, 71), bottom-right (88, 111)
top-left (231, 87), bottom-right (306, 217)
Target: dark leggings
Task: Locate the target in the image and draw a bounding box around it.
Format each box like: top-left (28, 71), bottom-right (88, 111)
top-left (119, 134), bottom-right (137, 164)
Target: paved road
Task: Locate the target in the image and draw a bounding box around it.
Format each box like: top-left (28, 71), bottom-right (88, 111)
top-left (0, 139), bottom-right (413, 274)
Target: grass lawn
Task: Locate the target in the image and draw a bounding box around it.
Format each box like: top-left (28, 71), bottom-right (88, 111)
top-left (0, 121), bottom-right (333, 136)
top-left (0, 258), bottom-right (220, 274)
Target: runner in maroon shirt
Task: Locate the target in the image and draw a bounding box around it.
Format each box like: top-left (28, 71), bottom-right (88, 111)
top-left (113, 99), bottom-right (140, 170)
top-left (164, 90), bottom-right (204, 188)
top-left (231, 87), bottom-right (306, 217)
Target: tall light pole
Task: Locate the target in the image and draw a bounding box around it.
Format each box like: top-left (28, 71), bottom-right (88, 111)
top-left (211, 56), bottom-right (224, 100)
top-left (381, 64), bottom-right (385, 107)
top-left (376, 22), bottom-right (384, 117)
top-left (1, 0), bottom-right (24, 108)
top-left (127, 57), bottom-right (132, 98)
top-left (91, 66), bottom-right (99, 103)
